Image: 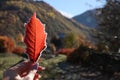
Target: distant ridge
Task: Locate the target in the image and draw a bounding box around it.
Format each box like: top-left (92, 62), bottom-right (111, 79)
top-left (73, 9), bottom-right (98, 28)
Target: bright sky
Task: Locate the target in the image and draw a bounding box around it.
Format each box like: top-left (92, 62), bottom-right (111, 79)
top-left (44, 0), bottom-right (106, 18)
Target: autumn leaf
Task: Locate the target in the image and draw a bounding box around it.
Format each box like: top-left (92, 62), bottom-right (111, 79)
top-left (24, 12), bottom-right (47, 62)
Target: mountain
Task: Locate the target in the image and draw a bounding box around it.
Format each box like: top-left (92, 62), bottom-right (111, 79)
top-left (73, 10), bottom-right (98, 28)
top-left (0, 0), bottom-right (92, 43)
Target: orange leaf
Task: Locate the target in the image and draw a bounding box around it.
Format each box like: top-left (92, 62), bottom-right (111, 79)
top-left (24, 12), bottom-right (47, 62)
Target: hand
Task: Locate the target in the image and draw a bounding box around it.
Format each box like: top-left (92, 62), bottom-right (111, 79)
top-left (3, 60), bottom-right (45, 80)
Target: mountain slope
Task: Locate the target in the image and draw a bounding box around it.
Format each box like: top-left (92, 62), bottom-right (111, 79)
top-left (73, 10), bottom-right (98, 28)
top-left (0, 1), bottom-right (90, 40)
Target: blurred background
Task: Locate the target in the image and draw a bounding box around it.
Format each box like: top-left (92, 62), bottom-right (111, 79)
top-left (0, 0), bottom-right (120, 80)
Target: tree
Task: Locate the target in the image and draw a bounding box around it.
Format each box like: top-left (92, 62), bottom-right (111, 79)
top-left (63, 33), bottom-right (80, 48)
top-left (0, 36), bottom-right (15, 53)
top-left (96, 0), bottom-right (120, 52)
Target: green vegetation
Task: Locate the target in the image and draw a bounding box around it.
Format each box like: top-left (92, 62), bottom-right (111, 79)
top-left (0, 54), bottom-right (21, 79)
top-left (40, 55), bottom-right (66, 79)
top-left (63, 33), bottom-right (80, 48)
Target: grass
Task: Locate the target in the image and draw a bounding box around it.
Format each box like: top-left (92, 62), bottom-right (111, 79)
top-left (0, 53), bottom-right (21, 79)
top-left (39, 55), bottom-right (66, 80)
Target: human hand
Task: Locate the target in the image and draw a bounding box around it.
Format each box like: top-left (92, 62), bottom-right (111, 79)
top-left (3, 60), bottom-right (45, 80)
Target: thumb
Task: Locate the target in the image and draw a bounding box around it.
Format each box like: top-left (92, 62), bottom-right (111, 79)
top-left (24, 69), bottom-right (37, 80)
top-left (21, 63), bottom-right (38, 80)
top-left (17, 69), bottom-right (37, 80)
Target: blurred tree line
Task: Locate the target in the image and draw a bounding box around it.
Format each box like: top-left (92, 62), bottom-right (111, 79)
top-left (0, 35), bottom-right (25, 55)
top-left (96, 0), bottom-right (120, 52)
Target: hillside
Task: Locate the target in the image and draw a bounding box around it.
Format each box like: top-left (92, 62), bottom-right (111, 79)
top-left (73, 10), bottom-right (98, 28)
top-left (0, 0), bottom-right (90, 41)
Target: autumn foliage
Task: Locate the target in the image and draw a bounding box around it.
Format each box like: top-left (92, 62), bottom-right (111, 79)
top-left (56, 48), bottom-right (75, 56)
top-left (24, 13), bottom-right (47, 62)
top-left (0, 36), bottom-right (15, 53)
top-left (12, 47), bottom-right (25, 55)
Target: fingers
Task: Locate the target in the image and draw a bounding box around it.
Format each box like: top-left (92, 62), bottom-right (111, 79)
top-left (33, 64), bottom-right (45, 80)
top-left (38, 66), bottom-right (45, 71)
top-left (16, 69), bottom-right (38, 80)
top-left (33, 73), bottom-right (41, 80)
top-left (17, 63), bottom-right (38, 80)
top-left (21, 63), bottom-right (44, 80)
top-left (23, 69), bottom-right (38, 80)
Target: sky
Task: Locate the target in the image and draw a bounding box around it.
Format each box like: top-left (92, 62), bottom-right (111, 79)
top-left (43, 0), bottom-right (106, 18)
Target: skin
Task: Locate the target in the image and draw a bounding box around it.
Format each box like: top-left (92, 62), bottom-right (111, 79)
top-left (3, 60), bottom-right (45, 80)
